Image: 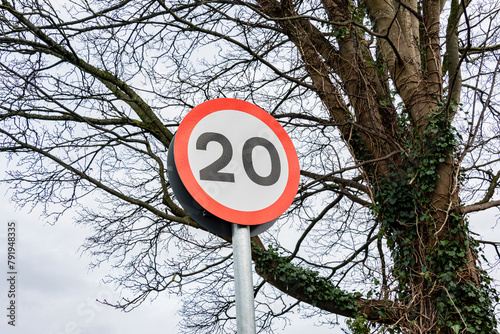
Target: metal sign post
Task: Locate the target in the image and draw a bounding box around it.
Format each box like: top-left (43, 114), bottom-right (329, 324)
top-left (232, 223), bottom-right (256, 334)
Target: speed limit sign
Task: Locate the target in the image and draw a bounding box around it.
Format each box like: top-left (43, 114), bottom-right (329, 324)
top-left (173, 98), bottom-right (300, 226)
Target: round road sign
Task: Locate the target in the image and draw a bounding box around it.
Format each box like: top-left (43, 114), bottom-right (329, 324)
top-left (174, 98), bottom-right (300, 225)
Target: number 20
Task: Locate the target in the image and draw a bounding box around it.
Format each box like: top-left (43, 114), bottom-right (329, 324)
top-left (196, 132), bottom-right (281, 186)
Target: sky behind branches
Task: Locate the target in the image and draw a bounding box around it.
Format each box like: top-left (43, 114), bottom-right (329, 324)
top-left (0, 173), bottom-right (342, 333)
top-left (0, 160), bottom-right (499, 334)
top-left (0, 188), bottom-right (181, 334)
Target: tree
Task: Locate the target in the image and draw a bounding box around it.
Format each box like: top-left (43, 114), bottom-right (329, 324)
top-left (1, 0), bottom-right (499, 332)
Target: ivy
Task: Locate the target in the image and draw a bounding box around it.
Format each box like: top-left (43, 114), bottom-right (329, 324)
top-left (371, 101), bottom-right (499, 333)
top-left (253, 245), bottom-right (360, 312)
top-left (345, 313), bottom-right (371, 334)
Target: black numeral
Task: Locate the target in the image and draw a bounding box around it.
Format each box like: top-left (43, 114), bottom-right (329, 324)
top-left (242, 137), bottom-right (281, 186)
top-left (196, 133), bottom-right (281, 186)
top-left (196, 132), bottom-right (235, 182)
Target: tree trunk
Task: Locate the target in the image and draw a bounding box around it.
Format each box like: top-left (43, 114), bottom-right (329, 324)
top-left (251, 0), bottom-right (498, 332)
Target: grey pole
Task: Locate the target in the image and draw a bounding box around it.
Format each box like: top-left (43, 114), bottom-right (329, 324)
top-left (231, 223), bottom-right (256, 334)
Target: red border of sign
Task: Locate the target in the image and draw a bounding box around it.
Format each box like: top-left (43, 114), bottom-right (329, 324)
top-left (174, 98), bottom-right (300, 225)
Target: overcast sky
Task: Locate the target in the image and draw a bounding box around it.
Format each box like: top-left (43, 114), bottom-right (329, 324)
top-left (1, 164), bottom-right (499, 334)
top-left (0, 167), bottom-right (345, 333)
top-left (0, 190), bottom-right (183, 334)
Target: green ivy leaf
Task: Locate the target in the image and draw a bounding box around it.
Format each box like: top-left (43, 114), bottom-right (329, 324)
top-left (451, 324), bottom-right (461, 334)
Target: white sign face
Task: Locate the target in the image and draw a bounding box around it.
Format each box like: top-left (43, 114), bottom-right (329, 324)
top-left (187, 109), bottom-right (288, 212)
top-left (174, 98), bottom-right (300, 225)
